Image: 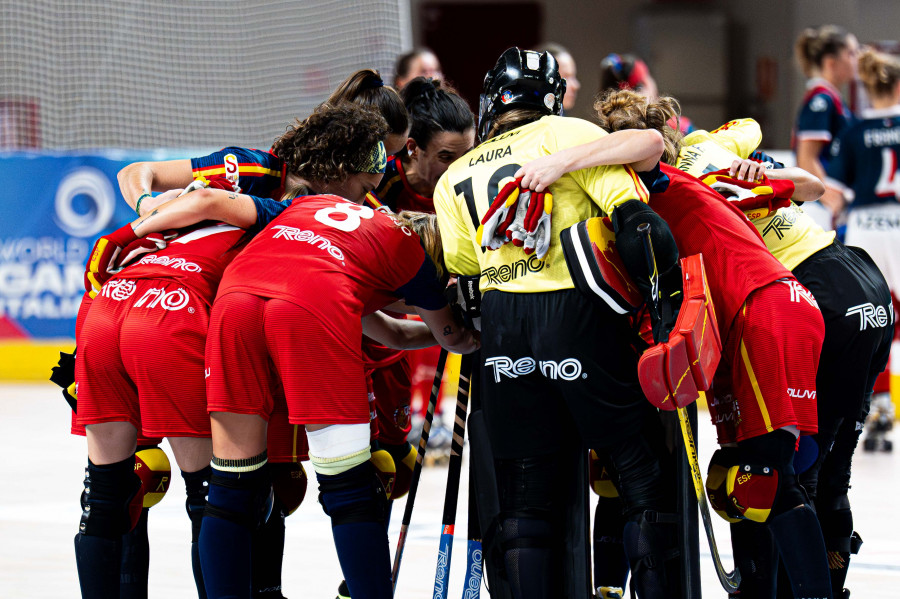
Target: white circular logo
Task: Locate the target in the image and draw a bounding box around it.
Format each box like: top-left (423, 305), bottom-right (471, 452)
top-left (54, 167), bottom-right (116, 238)
top-left (544, 93), bottom-right (556, 111)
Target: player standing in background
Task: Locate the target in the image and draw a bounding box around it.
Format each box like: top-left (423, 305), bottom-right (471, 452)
top-left (828, 48), bottom-right (900, 457)
top-left (598, 53), bottom-right (694, 135)
top-left (536, 43), bottom-right (581, 113)
top-left (393, 48), bottom-right (443, 90)
top-left (512, 88), bottom-right (836, 599)
top-left (793, 25), bottom-right (860, 230)
top-left (434, 47), bottom-right (684, 599)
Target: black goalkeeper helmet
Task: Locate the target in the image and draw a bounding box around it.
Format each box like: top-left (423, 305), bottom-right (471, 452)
top-left (478, 47), bottom-right (566, 141)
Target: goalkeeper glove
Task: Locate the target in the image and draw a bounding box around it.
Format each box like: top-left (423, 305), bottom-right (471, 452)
top-left (479, 178), bottom-right (522, 250)
top-left (701, 169), bottom-right (795, 218)
top-left (114, 231), bottom-right (178, 270)
top-left (83, 224), bottom-right (139, 297)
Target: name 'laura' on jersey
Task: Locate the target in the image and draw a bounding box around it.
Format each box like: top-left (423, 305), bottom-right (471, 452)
top-left (434, 115), bottom-right (649, 295)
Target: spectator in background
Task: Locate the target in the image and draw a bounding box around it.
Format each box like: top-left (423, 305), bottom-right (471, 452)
top-left (393, 48), bottom-right (443, 90)
top-left (537, 43), bottom-right (581, 112)
top-left (793, 25), bottom-right (860, 230)
top-left (599, 53), bottom-right (694, 134)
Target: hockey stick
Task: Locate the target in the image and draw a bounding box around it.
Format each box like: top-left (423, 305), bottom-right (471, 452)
top-left (433, 353), bottom-right (473, 599)
top-left (637, 223), bottom-right (741, 593)
top-left (392, 348), bottom-right (449, 595)
top-left (461, 358), bottom-right (483, 599)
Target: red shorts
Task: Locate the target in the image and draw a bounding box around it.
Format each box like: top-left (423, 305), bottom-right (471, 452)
top-left (75, 279), bottom-right (211, 438)
top-left (205, 292), bottom-right (369, 425)
top-left (369, 354), bottom-right (413, 445)
top-left (267, 388), bottom-right (310, 463)
top-left (709, 279), bottom-right (825, 444)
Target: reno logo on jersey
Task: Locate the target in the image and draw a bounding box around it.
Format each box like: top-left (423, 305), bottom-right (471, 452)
top-left (271, 226), bottom-right (345, 261)
top-left (484, 355), bottom-right (585, 382)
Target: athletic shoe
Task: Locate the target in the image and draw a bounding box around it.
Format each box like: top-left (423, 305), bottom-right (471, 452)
top-left (335, 579), bottom-right (350, 599)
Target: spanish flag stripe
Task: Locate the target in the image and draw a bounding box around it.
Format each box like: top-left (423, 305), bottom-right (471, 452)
top-left (624, 166), bottom-right (650, 204)
top-left (740, 336), bottom-right (774, 433)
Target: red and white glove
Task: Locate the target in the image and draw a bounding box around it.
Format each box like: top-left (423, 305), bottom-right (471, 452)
top-left (480, 178), bottom-right (523, 250)
top-left (481, 178), bottom-right (554, 259)
top-left (700, 169), bottom-right (795, 219)
top-left (520, 189), bottom-right (553, 259)
top-left (84, 224), bottom-right (139, 296)
top-left (114, 230), bottom-right (179, 270)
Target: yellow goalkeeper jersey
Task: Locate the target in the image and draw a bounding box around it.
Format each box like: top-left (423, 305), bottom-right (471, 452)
top-left (434, 115), bottom-right (648, 294)
top-left (675, 119), bottom-right (835, 271)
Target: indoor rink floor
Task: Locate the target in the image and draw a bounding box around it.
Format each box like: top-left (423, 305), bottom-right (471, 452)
top-left (2, 382), bottom-right (898, 598)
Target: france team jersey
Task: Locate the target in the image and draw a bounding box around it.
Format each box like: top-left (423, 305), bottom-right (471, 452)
top-left (794, 79), bottom-right (854, 167)
top-left (828, 105), bottom-right (900, 209)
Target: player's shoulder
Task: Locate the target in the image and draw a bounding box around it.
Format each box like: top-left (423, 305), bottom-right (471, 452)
top-left (803, 90), bottom-right (838, 115)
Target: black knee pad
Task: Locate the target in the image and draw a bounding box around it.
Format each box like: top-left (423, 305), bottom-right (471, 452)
top-left (623, 510), bottom-right (680, 599)
top-left (182, 466), bottom-right (211, 543)
top-left (204, 464), bottom-right (273, 531)
top-left (495, 513), bottom-right (554, 585)
top-left (317, 462), bottom-right (388, 525)
top-left (78, 457), bottom-right (143, 538)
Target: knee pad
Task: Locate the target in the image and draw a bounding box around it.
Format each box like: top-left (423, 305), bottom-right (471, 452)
top-left (380, 441), bottom-right (416, 500)
top-left (706, 448), bottom-right (779, 523)
top-left (271, 461), bottom-right (308, 516)
top-left (590, 450), bottom-right (620, 498)
top-left (182, 465), bottom-right (211, 543)
top-left (306, 423), bottom-right (371, 476)
top-left (494, 512), bottom-right (554, 581)
top-left (369, 449), bottom-right (397, 500)
top-left (135, 447), bottom-right (171, 508)
top-left (78, 456), bottom-right (143, 538)
top-left (623, 510), bottom-right (679, 595)
top-left (317, 461), bottom-right (388, 526)
top-left (204, 452), bottom-right (273, 531)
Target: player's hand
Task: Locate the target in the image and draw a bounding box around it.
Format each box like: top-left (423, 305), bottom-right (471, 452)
top-left (515, 155), bottom-right (566, 192)
top-left (729, 158), bottom-right (768, 182)
top-left (114, 230), bottom-right (179, 270)
top-left (84, 224), bottom-right (139, 296)
top-left (479, 178), bottom-right (523, 250)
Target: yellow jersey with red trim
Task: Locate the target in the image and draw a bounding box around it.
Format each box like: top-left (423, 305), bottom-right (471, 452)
top-left (434, 115), bottom-right (649, 294)
top-left (674, 119), bottom-right (835, 271)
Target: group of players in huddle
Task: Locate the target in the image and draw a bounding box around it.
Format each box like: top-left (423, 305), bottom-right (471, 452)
top-left (60, 29), bottom-right (900, 599)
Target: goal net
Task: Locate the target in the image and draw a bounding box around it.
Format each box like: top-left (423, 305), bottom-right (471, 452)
top-left (0, 0), bottom-right (410, 150)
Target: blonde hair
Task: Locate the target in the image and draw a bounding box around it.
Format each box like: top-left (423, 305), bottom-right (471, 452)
top-left (396, 210), bottom-right (446, 283)
top-left (858, 48), bottom-right (900, 98)
top-left (594, 89), bottom-right (683, 165)
top-left (486, 108), bottom-right (546, 140)
top-left (795, 25), bottom-right (852, 77)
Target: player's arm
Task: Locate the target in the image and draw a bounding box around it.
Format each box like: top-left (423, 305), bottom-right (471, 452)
top-left (131, 188), bottom-right (261, 236)
top-left (515, 129), bottom-right (665, 191)
top-left (413, 304), bottom-right (479, 354)
top-left (117, 160), bottom-right (193, 214)
top-left (361, 311), bottom-right (437, 350)
top-left (728, 159), bottom-right (824, 203)
top-left (795, 139), bottom-right (845, 214)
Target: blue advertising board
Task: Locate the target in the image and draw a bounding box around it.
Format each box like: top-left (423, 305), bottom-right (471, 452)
top-left (0, 150), bottom-right (201, 340)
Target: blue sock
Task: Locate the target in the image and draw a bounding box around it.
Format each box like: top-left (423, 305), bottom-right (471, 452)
top-left (318, 466), bottom-right (392, 599)
top-left (199, 466), bottom-right (268, 599)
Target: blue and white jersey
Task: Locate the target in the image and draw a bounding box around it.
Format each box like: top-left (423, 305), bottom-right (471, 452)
top-left (828, 105), bottom-right (900, 209)
top-left (794, 78), bottom-right (854, 168)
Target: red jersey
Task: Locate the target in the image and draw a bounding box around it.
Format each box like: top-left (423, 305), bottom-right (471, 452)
top-left (644, 163), bottom-right (792, 330)
top-left (365, 155), bottom-right (434, 213)
top-left (217, 194), bottom-right (446, 321)
top-left (111, 223), bottom-right (250, 306)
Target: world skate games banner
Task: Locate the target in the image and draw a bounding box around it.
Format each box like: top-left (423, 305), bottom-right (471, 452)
top-left (0, 150), bottom-right (199, 379)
